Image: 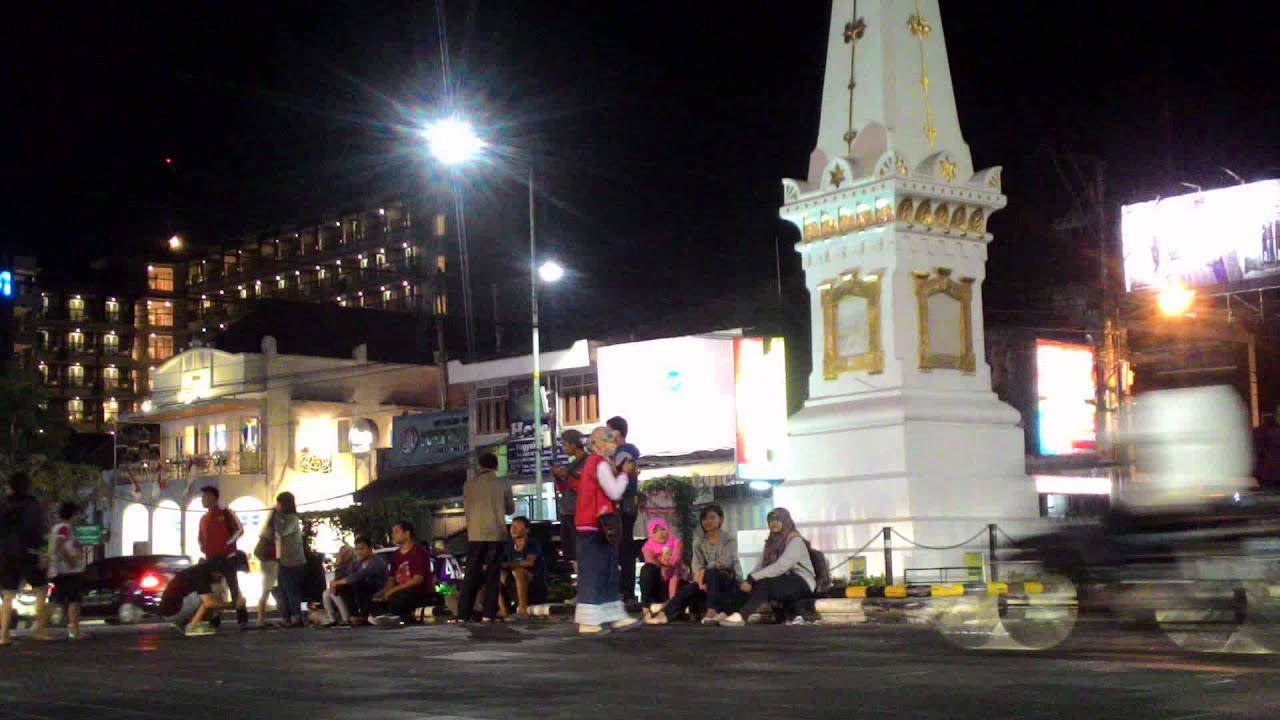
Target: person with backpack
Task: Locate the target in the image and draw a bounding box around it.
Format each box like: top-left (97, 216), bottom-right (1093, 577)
top-left (0, 472), bottom-right (51, 644)
top-left (47, 501), bottom-right (88, 640)
top-left (197, 485), bottom-right (248, 629)
top-left (719, 507), bottom-right (817, 627)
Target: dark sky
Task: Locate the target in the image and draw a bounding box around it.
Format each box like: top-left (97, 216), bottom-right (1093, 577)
top-left (5, 1), bottom-right (1280, 315)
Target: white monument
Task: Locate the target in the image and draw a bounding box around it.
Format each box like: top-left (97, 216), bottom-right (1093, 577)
top-left (777, 0), bottom-right (1041, 581)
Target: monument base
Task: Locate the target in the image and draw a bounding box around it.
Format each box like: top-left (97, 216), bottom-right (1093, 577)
top-left (776, 386), bottom-right (1045, 582)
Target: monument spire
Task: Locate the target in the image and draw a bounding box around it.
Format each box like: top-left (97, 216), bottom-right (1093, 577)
top-left (808, 0), bottom-right (974, 187)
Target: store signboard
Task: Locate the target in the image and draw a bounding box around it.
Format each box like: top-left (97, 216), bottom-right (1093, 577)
top-left (1121, 179), bottom-right (1280, 292)
top-left (389, 409), bottom-right (469, 468)
top-left (506, 379), bottom-right (565, 478)
top-left (734, 337), bottom-right (788, 481)
top-left (1035, 340), bottom-right (1097, 456)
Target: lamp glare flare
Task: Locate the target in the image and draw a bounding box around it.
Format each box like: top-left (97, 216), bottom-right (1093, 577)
top-left (424, 117), bottom-right (485, 166)
top-left (1157, 280), bottom-right (1195, 317)
top-left (538, 261), bottom-right (565, 284)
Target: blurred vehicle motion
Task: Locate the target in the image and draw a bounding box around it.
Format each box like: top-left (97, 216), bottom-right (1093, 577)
top-left (939, 385), bottom-right (1280, 653)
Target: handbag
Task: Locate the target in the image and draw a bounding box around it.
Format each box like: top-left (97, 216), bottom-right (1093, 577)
top-left (597, 511), bottom-right (623, 546)
top-left (253, 534), bottom-right (274, 561)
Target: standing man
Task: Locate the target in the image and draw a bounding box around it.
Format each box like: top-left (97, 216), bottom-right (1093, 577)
top-left (455, 452), bottom-right (515, 622)
top-left (0, 472), bottom-right (50, 644)
top-left (197, 486), bottom-right (249, 628)
top-left (372, 520), bottom-right (433, 626)
top-left (550, 429), bottom-right (587, 576)
top-left (606, 416), bottom-right (642, 610)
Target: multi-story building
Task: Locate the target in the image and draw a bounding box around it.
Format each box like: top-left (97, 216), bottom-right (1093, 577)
top-left (183, 196), bottom-right (450, 354)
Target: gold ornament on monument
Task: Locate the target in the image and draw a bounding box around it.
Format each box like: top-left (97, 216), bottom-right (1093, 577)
top-left (875, 199), bottom-right (894, 224)
top-left (897, 198), bottom-right (914, 222)
top-left (820, 212), bottom-right (837, 237)
top-left (855, 204), bottom-right (873, 228)
top-left (932, 202), bottom-right (951, 228)
top-left (839, 208), bottom-right (855, 233)
top-left (913, 200), bottom-right (933, 225)
top-left (804, 218), bottom-right (820, 241)
top-left (950, 206), bottom-right (968, 232)
top-left (968, 210), bottom-right (985, 234)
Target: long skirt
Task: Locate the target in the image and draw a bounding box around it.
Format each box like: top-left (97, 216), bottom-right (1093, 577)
top-left (574, 529), bottom-right (627, 626)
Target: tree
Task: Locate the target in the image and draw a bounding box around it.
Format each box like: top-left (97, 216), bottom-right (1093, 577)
top-left (0, 373), bottom-right (108, 506)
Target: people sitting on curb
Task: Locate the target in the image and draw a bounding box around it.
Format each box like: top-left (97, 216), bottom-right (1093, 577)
top-left (645, 503), bottom-right (742, 625)
top-left (498, 516), bottom-right (548, 619)
top-left (718, 508), bottom-right (816, 628)
top-left (158, 551), bottom-right (250, 636)
top-left (372, 520), bottom-right (434, 627)
top-left (638, 517), bottom-right (687, 613)
top-left (321, 544), bottom-right (356, 626)
top-left (328, 536), bottom-right (390, 626)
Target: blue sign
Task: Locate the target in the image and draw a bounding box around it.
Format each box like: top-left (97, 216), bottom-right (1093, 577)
top-left (505, 379), bottom-right (566, 478)
top-left (0, 271), bottom-right (11, 298)
top-left (389, 409), bottom-right (469, 468)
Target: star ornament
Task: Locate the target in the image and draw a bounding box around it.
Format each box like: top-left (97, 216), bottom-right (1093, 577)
top-left (939, 157), bottom-right (956, 182)
top-left (828, 164), bottom-right (846, 188)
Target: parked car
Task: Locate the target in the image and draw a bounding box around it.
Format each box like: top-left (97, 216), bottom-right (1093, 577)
top-left (43, 554), bottom-right (193, 626)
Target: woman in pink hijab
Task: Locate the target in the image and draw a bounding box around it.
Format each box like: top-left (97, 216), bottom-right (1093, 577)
top-left (638, 517), bottom-right (688, 614)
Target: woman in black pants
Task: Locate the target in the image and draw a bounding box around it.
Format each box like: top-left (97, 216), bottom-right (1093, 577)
top-left (719, 508), bottom-right (815, 627)
top-left (644, 504), bottom-right (743, 625)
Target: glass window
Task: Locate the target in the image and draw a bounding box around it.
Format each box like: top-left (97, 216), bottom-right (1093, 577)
top-left (241, 418), bottom-right (260, 453)
top-left (146, 301), bottom-right (173, 327)
top-left (105, 299), bottom-right (121, 322)
top-left (560, 385), bottom-right (600, 426)
top-left (147, 266), bottom-right (175, 292)
top-left (239, 286), bottom-right (248, 299)
top-left (277, 276), bottom-right (287, 291)
top-left (67, 398), bottom-right (84, 423)
top-left (359, 255), bottom-right (370, 269)
top-left (382, 288), bottom-right (394, 305)
top-left (103, 398), bottom-right (119, 424)
top-left (67, 331), bottom-right (85, 352)
top-left (67, 297), bottom-right (85, 321)
top-left (183, 425), bottom-right (197, 456)
top-left (67, 364), bottom-right (85, 387)
top-left (37, 364), bottom-right (48, 382)
top-left (103, 365), bottom-right (119, 389)
top-left (103, 332), bottom-right (119, 354)
top-left (148, 334), bottom-right (174, 361)
top-left (434, 214), bottom-right (446, 237)
top-left (207, 424), bottom-right (228, 453)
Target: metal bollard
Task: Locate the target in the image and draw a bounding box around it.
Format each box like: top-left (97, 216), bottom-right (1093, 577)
top-left (882, 526), bottom-right (893, 585)
top-left (988, 523), bottom-right (999, 582)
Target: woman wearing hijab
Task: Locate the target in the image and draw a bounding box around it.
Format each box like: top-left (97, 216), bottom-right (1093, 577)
top-left (638, 517), bottom-right (687, 612)
top-left (573, 427), bottom-right (642, 635)
top-left (719, 507), bottom-right (815, 627)
top-left (644, 503), bottom-right (742, 626)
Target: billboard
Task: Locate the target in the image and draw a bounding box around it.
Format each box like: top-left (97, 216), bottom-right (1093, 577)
top-left (1121, 179), bottom-right (1280, 291)
top-left (388, 409), bottom-right (469, 468)
top-left (505, 379), bottom-right (567, 478)
top-left (734, 337), bottom-right (788, 481)
top-left (1035, 340), bottom-right (1096, 456)
top-left (597, 336), bottom-right (737, 457)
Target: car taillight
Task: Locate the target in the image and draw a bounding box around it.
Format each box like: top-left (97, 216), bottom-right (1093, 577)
top-left (138, 573), bottom-right (162, 590)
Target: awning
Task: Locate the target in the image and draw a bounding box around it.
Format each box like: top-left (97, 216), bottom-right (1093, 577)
top-left (122, 399), bottom-right (263, 423)
top-left (354, 459), bottom-right (469, 504)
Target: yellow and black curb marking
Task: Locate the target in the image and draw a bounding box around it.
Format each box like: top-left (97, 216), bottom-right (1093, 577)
top-left (845, 581), bottom-right (1049, 600)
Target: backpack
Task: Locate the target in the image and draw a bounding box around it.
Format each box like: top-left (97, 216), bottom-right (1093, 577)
top-left (804, 541), bottom-right (833, 595)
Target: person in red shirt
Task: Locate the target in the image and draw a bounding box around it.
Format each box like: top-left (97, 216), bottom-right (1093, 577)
top-left (372, 520), bottom-right (434, 626)
top-left (197, 486), bottom-right (248, 628)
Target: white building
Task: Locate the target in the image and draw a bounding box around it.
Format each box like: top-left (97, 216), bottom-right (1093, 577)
top-left (110, 331), bottom-right (442, 600)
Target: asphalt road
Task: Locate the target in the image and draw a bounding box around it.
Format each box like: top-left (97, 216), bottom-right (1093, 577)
top-left (0, 618), bottom-right (1277, 720)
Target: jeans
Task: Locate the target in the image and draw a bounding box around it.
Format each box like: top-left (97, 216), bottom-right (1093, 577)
top-left (456, 541), bottom-right (502, 621)
top-left (274, 563), bottom-right (306, 623)
top-left (737, 574), bottom-right (812, 620)
top-left (660, 568), bottom-right (741, 617)
top-left (574, 530), bottom-right (627, 626)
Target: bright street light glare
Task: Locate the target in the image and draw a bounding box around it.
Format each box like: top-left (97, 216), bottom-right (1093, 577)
top-left (168, 235), bottom-right (183, 251)
top-left (424, 117), bottom-right (485, 166)
top-left (538, 261), bottom-right (565, 283)
top-left (1156, 280), bottom-right (1195, 317)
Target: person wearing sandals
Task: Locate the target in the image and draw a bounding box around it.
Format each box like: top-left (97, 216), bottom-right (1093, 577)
top-left (644, 504), bottom-right (741, 625)
top-left (638, 517), bottom-right (687, 612)
top-left (719, 508), bottom-right (815, 627)
top-left (573, 427), bottom-right (641, 635)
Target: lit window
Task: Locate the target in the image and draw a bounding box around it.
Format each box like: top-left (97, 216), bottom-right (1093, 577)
top-left (105, 299), bottom-right (121, 322)
top-left (434, 214), bottom-right (446, 238)
top-left (382, 288), bottom-right (394, 305)
top-left (317, 267), bottom-right (327, 282)
top-left (239, 287), bottom-right (248, 299)
top-left (37, 364), bottom-right (48, 382)
top-left (37, 330), bottom-right (49, 350)
top-left (207, 423), bottom-right (228, 453)
top-left (376, 250), bottom-right (387, 268)
top-left (241, 418), bottom-right (260, 453)
top-left (146, 300), bottom-right (173, 327)
top-left (67, 398), bottom-right (84, 424)
top-left (67, 364), bottom-right (85, 387)
top-left (103, 365), bottom-right (119, 389)
top-left (148, 334), bottom-right (174, 361)
top-left (67, 297), bottom-right (85, 321)
top-left (359, 255), bottom-right (370, 269)
top-left (436, 254), bottom-right (447, 273)
top-left (67, 330), bottom-right (85, 352)
top-left (182, 425), bottom-right (197, 456)
top-left (147, 266), bottom-right (175, 292)
top-left (277, 276), bottom-right (287, 291)
top-left (103, 332), bottom-right (119, 354)
top-left (103, 398), bottom-right (119, 424)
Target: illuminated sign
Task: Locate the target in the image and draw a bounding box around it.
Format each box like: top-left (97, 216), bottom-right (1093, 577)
top-left (0, 271), bottom-right (11, 298)
top-left (1121, 179), bottom-right (1280, 291)
top-left (389, 409), bottom-right (469, 468)
top-left (598, 336), bottom-right (737, 457)
top-left (1035, 340), bottom-right (1096, 456)
top-left (734, 337), bottom-right (788, 481)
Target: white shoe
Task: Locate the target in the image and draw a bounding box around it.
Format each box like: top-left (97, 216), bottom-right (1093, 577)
top-left (372, 615), bottom-right (401, 628)
top-left (612, 617), bottom-right (641, 632)
top-left (719, 613), bottom-right (746, 627)
top-left (578, 624), bottom-right (607, 635)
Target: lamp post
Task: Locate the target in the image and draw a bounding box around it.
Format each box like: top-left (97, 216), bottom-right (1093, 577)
top-left (424, 117), bottom-right (565, 520)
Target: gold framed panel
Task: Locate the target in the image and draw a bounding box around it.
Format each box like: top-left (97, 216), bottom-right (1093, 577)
top-left (914, 268), bottom-right (976, 373)
top-left (822, 271), bottom-right (884, 378)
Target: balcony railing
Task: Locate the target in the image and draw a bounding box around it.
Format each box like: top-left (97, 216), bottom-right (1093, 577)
top-left (162, 450), bottom-right (263, 480)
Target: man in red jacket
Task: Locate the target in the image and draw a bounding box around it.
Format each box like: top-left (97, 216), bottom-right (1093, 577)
top-left (197, 486), bottom-right (248, 628)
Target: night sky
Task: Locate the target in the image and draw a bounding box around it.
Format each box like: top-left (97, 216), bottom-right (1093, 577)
top-left (6, 1), bottom-right (1280, 320)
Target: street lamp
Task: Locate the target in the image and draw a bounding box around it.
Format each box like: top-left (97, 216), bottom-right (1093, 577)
top-left (168, 235), bottom-right (183, 251)
top-left (424, 116), bottom-right (560, 520)
top-left (1157, 280), bottom-right (1195, 317)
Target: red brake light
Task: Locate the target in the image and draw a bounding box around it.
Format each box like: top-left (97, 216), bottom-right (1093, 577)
top-left (139, 573), bottom-right (162, 590)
